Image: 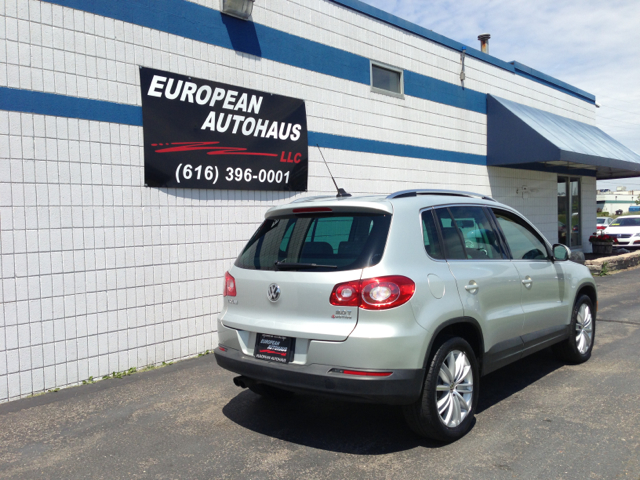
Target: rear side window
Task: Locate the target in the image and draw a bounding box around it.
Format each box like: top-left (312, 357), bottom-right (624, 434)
top-left (434, 206), bottom-right (504, 260)
top-left (448, 206), bottom-right (503, 259)
top-left (235, 213), bottom-right (391, 271)
top-left (421, 210), bottom-right (444, 259)
top-left (434, 208), bottom-right (466, 260)
top-left (492, 209), bottom-right (548, 260)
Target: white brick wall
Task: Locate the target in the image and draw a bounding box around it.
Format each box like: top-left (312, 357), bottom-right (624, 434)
top-left (0, 0), bottom-right (598, 401)
top-left (487, 167), bottom-right (559, 243)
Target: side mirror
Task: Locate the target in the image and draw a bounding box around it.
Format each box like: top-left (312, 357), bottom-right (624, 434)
top-left (552, 244), bottom-right (570, 262)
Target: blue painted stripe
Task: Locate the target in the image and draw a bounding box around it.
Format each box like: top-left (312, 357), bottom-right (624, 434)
top-left (45, 0), bottom-right (367, 89)
top-left (404, 71), bottom-right (486, 114)
top-left (0, 87), bottom-right (143, 125)
top-left (310, 132), bottom-right (486, 165)
top-left (43, 1), bottom-right (594, 109)
top-left (512, 62), bottom-right (596, 104)
top-left (44, 0), bottom-right (486, 113)
top-left (0, 87), bottom-right (486, 166)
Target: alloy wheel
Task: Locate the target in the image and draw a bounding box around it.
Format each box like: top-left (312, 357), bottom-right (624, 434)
top-left (435, 350), bottom-right (474, 428)
top-left (576, 303), bottom-right (593, 354)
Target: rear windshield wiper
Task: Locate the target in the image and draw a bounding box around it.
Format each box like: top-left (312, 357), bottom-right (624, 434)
top-left (274, 261), bottom-right (337, 270)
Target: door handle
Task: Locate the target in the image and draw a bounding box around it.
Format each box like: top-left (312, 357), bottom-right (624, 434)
top-left (464, 282), bottom-right (479, 292)
top-left (521, 276), bottom-right (533, 288)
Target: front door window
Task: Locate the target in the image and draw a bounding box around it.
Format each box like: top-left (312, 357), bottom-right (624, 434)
top-left (493, 210), bottom-right (548, 260)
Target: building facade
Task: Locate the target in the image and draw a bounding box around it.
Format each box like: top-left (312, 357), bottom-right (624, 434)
top-left (597, 189), bottom-right (639, 215)
top-left (2, 0), bottom-right (640, 402)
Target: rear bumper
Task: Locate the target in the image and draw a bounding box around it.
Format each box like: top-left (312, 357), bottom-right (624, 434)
top-left (214, 347), bottom-right (424, 405)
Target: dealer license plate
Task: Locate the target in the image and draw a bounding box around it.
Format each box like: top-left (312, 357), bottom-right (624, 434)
top-left (254, 334), bottom-right (295, 363)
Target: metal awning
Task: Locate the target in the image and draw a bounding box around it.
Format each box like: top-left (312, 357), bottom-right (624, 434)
top-left (487, 95), bottom-right (640, 179)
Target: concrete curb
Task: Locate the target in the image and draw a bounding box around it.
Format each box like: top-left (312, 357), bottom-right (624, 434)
top-left (585, 251), bottom-right (640, 275)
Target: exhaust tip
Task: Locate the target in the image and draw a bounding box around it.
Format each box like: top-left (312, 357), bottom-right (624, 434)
top-left (233, 376), bottom-right (247, 389)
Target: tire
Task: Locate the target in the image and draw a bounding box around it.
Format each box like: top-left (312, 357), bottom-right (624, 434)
top-left (248, 383), bottom-right (295, 399)
top-left (403, 337), bottom-right (479, 443)
top-left (553, 294), bottom-right (595, 364)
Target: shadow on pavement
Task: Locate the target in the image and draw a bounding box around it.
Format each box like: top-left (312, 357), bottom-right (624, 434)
top-left (222, 348), bottom-right (563, 454)
top-left (223, 391), bottom-right (443, 454)
top-left (477, 347), bottom-right (564, 413)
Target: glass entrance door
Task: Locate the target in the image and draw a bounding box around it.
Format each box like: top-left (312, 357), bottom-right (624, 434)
top-left (557, 177), bottom-right (581, 247)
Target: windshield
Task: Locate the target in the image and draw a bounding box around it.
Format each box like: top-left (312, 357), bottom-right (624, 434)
top-left (611, 217), bottom-right (640, 227)
top-left (235, 213), bottom-right (391, 271)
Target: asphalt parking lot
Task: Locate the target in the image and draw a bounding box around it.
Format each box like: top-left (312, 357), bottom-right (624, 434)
top-left (1, 268), bottom-right (639, 480)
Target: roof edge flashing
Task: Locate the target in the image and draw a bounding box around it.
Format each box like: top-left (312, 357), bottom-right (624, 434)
top-left (511, 61), bottom-right (596, 104)
top-left (329, 0), bottom-right (596, 105)
top-left (329, 0), bottom-right (515, 73)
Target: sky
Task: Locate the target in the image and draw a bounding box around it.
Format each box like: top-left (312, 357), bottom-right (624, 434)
top-left (359, 0), bottom-right (640, 191)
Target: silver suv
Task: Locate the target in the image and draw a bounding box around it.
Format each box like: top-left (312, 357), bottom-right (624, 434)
top-left (214, 190), bottom-right (597, 442)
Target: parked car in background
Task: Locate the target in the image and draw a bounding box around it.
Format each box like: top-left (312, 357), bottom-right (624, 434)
top-left (597, 217), bottom-right (614, 231)
top-left (215, 190), bottom-right (597, 443)
top-left (603, 215), bottom-right (640, 247)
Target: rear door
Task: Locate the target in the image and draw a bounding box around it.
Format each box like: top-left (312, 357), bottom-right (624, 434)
top-left (434, 206), bottom-right (525, 368)
top-left (491, 208), bottom-right (571, 350)
top-left (221, 212), bottom-right (391, 341)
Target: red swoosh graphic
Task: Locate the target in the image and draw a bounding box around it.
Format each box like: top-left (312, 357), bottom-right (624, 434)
top-left (151, 141), bottom-right (278, 157)
top-left (259, 349), bottom-right (287, 356)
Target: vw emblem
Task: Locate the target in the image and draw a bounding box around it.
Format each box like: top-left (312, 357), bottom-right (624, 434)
top-left (267, 283), bottom-right (281, 302)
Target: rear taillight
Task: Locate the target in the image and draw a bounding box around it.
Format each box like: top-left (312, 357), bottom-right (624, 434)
top-left (329, 280), bottom-right (360, 307)
top-left (361, 276), bottom-right (415, 309)
top-left (330, 276), bottom-right (415, 310)
top-left (224, 271), bottom-right (236, 297)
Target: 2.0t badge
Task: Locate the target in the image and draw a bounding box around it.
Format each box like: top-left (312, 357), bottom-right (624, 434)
top-left (267, 283), bottom-right (281, 302)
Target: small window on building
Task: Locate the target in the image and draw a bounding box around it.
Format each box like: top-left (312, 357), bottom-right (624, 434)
top-left (371, 62), bottom-right (403, 97)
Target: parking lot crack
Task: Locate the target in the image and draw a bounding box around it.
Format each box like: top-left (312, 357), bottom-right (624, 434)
top-left (598, 319), bottom-right (640, 326)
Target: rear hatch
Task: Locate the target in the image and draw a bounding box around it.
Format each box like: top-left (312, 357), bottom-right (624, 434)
top-left (221, 208), bottom-right (392, 341)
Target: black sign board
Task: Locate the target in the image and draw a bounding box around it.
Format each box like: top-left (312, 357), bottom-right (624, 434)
top-left (140, 67), bottom-right (308, 191)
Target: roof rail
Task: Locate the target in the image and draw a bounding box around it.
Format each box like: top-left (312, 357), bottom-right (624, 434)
top-left (386, 189), bottom-right (497, 202)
